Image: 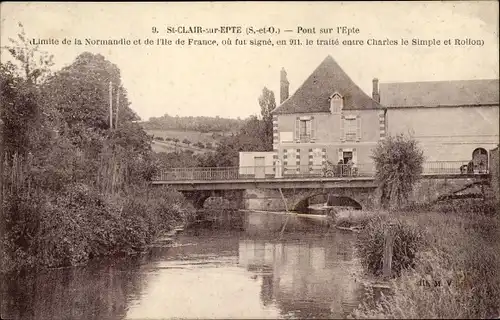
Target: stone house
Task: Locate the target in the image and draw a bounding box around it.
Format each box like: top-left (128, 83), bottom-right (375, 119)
top-left (239, 55), bottom-right (499, 177)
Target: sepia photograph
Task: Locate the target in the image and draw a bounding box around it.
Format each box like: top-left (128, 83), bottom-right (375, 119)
top-left (1, 2), bottom-right (499, 319)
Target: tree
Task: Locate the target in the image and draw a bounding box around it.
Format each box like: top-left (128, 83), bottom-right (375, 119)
top-left (42, 52), bottom-right (140, 137)
top-left (258, 87), bottom-right (276, 151)
top-left (371, 134), bottom-right (425, 209)
top-left (4, 22), bottom-right (54, 85)
top-left (182, 138), bottom-right (191, 146)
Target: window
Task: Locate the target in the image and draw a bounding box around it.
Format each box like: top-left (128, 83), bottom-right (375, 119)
top-left (300, 120), bottom-right (311, 140)
top-left (295, 116), bottom-right (314, 142)
top-left (330, 94), bottom-right (343, 113)
top-left (341, 115), bottom-right (361, 142)
top-left (345, 118), bottom-right (357, 141)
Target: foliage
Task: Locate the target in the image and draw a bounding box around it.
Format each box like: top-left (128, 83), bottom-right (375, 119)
top-left (352, 201), bottom-right (500, 319)
top-left (3, 22), bottom-right (54, 85)
top-left (42, 52), bottom-right (139, 137)
top-left (258, 87), bottom-right (276, 151)
top-left (1, 24), bottom-right (195, 273)
top-left (371, 134), bottom-right (425, 209)
top-left (356, 216), bottom-right (426, 277)
top-left (143, 113), bottom-right (244, 133)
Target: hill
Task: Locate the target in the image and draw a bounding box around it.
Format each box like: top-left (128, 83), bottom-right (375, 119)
top-left (142, 114), bottom-right (245, 133)
top-left (141, 114), bottom-right (244, 154)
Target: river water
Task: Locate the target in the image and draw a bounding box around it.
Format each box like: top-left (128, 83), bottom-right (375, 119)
top-left (1, 225), bottom-right (368, 319)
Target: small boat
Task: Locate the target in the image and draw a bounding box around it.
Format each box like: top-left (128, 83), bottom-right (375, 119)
top-left (239, 209), bottom-right (332, 234)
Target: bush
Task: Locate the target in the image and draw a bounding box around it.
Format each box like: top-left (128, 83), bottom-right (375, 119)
top-left (372, 134), bottom-right (424, 209)
top-left (352, 201), bottom-right (500, 319)
top-left (1, 182), bottom-right (196, 272)
top-left (356, 216), bottom-right (426, 277)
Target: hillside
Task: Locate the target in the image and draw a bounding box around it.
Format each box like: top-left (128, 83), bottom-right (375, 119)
top-left (143, 114), bottom-right (245, 133)
top-left (141, 114), bottom-right (243, 154)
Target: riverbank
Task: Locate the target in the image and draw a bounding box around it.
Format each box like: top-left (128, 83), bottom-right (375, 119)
top-left (0, 184), bottom-right (195, 274)
top-left (350, 199), bottom-right (500, 319)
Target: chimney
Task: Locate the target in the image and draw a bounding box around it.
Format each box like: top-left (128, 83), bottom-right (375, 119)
top-left (372, 78), bottom-right (380, 103)
top-left (280, 68), bottom-right (289, 104)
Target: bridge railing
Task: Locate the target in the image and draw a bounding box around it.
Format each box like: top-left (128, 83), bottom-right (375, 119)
top-left (153, 160), bottom-right (484, 182)
top-left (422, 160), bottom-right (478, 175)
top-left (155, 163), bottom-right (374, 181)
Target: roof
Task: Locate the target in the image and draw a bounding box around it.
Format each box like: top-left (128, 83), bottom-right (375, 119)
top-left (272, 55), bottom-right (382, 114)
top-left (380, 79), bottom-right (499, 108)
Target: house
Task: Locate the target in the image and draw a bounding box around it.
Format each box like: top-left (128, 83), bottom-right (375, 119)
top-left (270, 55), bottom-right (384, 176)
top-left (239, 55), bottom-right (499, 177)
top-left (379, 79), bottom-right (499, 166)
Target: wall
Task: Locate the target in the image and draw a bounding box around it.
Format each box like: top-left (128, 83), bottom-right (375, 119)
top-left (239, 151), bottom-right (276, 175)
top-left (277, 110), bottom-right (381, 143)
top-left (386, 106), bottom-right (499, 161)
top-left (276, 110), bottom-right (381, 168)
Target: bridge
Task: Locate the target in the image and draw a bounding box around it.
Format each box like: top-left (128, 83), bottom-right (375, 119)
top-left (151, 161), bottom-right (490, 211)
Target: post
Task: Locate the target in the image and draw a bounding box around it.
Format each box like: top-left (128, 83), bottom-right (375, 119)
top-left (383, 222), bottom-right (396, 280)
top-left (115, 86), bottom-right (120, 129)
top-left (109, 81), bottom-right (113, 130)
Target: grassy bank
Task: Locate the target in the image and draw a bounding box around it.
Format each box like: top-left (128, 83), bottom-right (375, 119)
top-left (1, 184), bottom-right (195, 273)
top-left (350, 199), bottom-right (500, 319)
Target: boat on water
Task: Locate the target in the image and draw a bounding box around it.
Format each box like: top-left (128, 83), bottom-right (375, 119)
top-left (240, 209), bottom-right (333, 234)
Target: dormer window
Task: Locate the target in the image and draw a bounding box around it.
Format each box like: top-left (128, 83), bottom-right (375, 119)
top-left (330, 93), bottom-right (343, 113)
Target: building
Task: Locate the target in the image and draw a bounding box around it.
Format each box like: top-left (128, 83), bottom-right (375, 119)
top-left (239, 55), bottom-right (499, 176)
top-left (380, 79), bottom-right (499, 164)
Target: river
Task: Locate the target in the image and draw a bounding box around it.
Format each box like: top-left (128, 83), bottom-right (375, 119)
top-left (1, 223), bottom-right (368, 319)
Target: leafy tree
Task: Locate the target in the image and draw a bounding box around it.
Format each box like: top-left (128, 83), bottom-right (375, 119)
top-left (371, 134), bottom-right (425, 209)
top-left (258, 87), bottom-right (276, 151)
top-left (42, 52), bottom-right (139, 138)
top-left (182, 138), bottom-right (191, 145)
top-left (4, 22), bottom-right (54, 85)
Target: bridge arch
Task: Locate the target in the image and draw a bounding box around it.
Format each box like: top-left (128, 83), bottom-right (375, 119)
top-left (181, 190), bottom-right (243, 209)
top-left (287, 190), bottom-right (369, 212)
top-left (472, 147), bottom-right (488, 172)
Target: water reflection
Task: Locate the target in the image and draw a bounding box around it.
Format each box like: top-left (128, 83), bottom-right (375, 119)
top-left (1, 229), bottom-right (365, 320)
top-left (238, 233), bottom-right (364, 319)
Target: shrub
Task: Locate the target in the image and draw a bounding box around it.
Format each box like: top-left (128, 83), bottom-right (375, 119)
top-left (356, 216), bottom-right (426, 277)
top-left (371, 134), bottom-right (424, 209)
top-left (352, 201), bottom-right (500, 319)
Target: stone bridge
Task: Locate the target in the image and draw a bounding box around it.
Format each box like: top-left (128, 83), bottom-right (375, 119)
top-left (163, 175), bottom-right (490, 212)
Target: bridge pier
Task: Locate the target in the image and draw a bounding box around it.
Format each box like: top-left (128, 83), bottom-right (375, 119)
top-left (242, 187), bottom-right (379, 212)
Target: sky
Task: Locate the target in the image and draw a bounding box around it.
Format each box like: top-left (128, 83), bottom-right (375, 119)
top-left (1, 2), bottom-right (498, 121)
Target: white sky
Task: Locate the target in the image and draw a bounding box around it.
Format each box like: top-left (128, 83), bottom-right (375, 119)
top-left (1, 2), bottom-right (498, 121)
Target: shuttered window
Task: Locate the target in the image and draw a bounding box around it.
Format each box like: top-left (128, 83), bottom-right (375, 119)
top-left (295, 117), bottom-right (300, 141)
top-left (340, 116), bottom-right (345, 142)
top-left (310, 116), bottom-right (315, 139)
top-left (345, 118), bottom-right (357, 141)
top-left (356, 115), bottom-right (362, 141)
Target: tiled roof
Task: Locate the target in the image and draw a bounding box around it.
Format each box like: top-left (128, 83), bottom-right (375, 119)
top-left (272, 55), bottom-right (382, 114)
top-left (380, 79), bottom-right (499, 108)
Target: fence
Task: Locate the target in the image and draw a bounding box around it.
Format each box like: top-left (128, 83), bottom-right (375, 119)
top-left (154, 160), bottom-right (481, 182)
top-left (422, 160), bottom-right (479, 175)
top-left (155, 163), bottom-right (370, 181)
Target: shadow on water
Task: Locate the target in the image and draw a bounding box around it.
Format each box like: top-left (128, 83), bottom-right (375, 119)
top-left (1, 211), bottom-right (371, 320)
